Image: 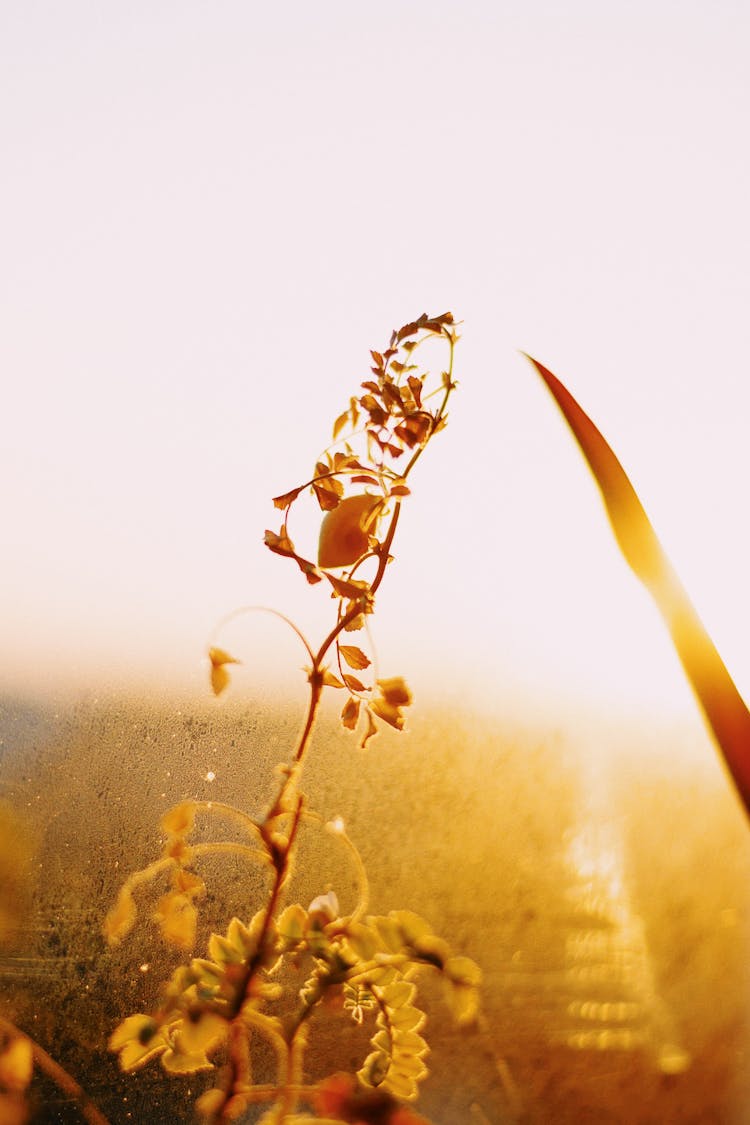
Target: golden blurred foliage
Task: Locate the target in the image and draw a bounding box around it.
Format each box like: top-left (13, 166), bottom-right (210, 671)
top-left (0, 802), bottom-right (36, 951)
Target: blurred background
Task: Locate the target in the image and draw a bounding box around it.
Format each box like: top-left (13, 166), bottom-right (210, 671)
top-left (1, 0), bottom-right (748, 721)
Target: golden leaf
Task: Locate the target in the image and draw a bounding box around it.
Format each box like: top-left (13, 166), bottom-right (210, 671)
top-left (318, 494), bottom-right (381, 569)
top-left (154, 893), bottom-right (197, 951)
top-left (332, 409), bottom-right (351, 440)
top-left (109, 1015), bottom-right (166, 1072)
top-left (343, 673), bottom-right (367, 693)
top-left (103, 886), bottom-right (137, 946)
top-left (445, 982), bottom-right (480, 1025)
top-left (377, 677), bottom-right (412, 706)
top-left (277, 903), bottom-right (308, 944)
top-left (445, 955), bottom-right (482, 987)
top-left (177, 1012), bottom-right (228, 1056)
top-left (161, 1047), bottom-right (213, 1075)
top-left (341, 696), bottom-right (361, 731)
top-left (208, 647), bottom-right (241, 697)
top-left (369, 701), bottom-right (402, 729)
top-left (339, 644), bottom-right (371, 671)
top-left (210, 664), bottom-right (229, 696)
top-left (263, 526), bottom-right (295, 556)
top-left (312, 472), bottom-right (344, 512)
top-left (407, 375), bottom-right (423, 408)
top-left (325, 575), bottom-right (373, 604)
top-left (320, 668), bottom-right (345, 689)
top-left (0, 1036), bottom-right (33, 1093)
top-left (265, 527), bottom-right (322, 584)
top-left (359, 708), bottom-right (378, 749)
top-left (272, 486), bottom-right (304, 510)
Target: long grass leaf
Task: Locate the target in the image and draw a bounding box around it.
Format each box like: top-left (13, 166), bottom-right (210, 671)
top-left (525, 353), bottom-right (750, 818)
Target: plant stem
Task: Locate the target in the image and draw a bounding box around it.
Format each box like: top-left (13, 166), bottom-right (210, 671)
top-left (0, 1017), bottom-right (110, 1125)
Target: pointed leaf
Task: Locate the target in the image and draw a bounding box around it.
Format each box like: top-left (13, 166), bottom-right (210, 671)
top-left (272, 486), bottom-right (304, 510)
top-left (343, 673), bottom-right (367, 693)
top-left (359, 708), bottom-right (379, 749)
top-left (339, 645), bottom-right (371, 671)
top-left (341, 696), bottom-right (361, 731)
top-left (526, 354), bottom-right (750, 818)
top-left (318, 494), bottom-right (380, 568)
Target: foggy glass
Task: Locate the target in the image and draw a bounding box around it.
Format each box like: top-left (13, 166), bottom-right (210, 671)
top-left (1, 693), bottom-right (748, 1122)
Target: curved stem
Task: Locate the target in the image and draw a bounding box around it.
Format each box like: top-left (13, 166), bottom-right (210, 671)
top-left (190, 801), bottom-right (263, 840)
top-left (208, 604), bottom-right (315, 666)
top-left (0, 1016), bottom-right (110, 1125)
top-left (326, 818), bottom-right (369, 924)
top-left (192, 841), bottom-right (270, 868)
top-left (208, 798), bottom-right (305, 1123)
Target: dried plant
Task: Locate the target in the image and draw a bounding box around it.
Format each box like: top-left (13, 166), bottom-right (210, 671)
top-left (104, 313), bottom-right (481, 1124)
top-left (7, 323), bottom-right (745, 1123)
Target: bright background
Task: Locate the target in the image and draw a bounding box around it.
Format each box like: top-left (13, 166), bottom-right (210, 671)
top-left (2, 1), bottom-right (748, 729)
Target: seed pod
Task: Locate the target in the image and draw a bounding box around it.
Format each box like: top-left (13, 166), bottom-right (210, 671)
top-left (318, 494), bottom-right (380, 569)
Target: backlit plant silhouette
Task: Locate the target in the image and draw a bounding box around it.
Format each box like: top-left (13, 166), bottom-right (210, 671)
top-left (104, 312), bottom-right (481, 1124)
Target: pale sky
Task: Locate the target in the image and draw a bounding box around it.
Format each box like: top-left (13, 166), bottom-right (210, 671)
top-left (2, 1), bottom-right (748, 728)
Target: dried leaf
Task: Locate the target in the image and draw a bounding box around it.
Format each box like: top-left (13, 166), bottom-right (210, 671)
top-left (178, 1012), bottom-right (228, 1056)
top-left (161, 1047), bottom-right (213, 1075)
top-left (359, 708), bottom-right (379, 749)
top-left (321, 668), bottom-right (345, 689)
top-left (208, 646), bottom-right (240, 669)
top-left (312, 468), bottom-right (344, 511)
top-left (313, 481), bottom-right (343, 511)
top-left (0, 1036), bottom-right (33, 1093)
top-left (154, 892), bottom-right (198, 951)
top-left (277, 903), bottom-right (308, 944)
top-left (333, 452), bottom-right (362, 471)
top-left (333, 409), bottom-right (350, 440)
top-left (264, 527), bottom-right (322, 584)
top-left (339, 644), bottom-right (371, 671)
top-left (343, 673), bottom-right (367, 693)
top-left (103, 886), bottom-right (137, 946)
top-left (377, 677), bottom-right (412, 707)
top-left (341, 696), bottom-right (361, 731)
top-left (210, 664), bottom-right (231, 696)
top-left (325, 573), bottom-right (373, 602)
top-left (370, 677), bottom-right (412, 731)
top-left (394, 412), bottom-right (432, 448)
top-left (371, 434), bottom-right (403, 458)
top-left (208, 647), bottom-right (241, 697)
top-left (318, 494), bottom-right (381, 569)
top-left (407, 376), bottom-right (423, 407)
top-left (272, 486), bottom-right (304, 510)
top-left (381, 380), bottom-right (405, 410)
top-left (109, 1015), bottom-right (166, 1072)
top-left (264, 526), bottom-right (296, 557)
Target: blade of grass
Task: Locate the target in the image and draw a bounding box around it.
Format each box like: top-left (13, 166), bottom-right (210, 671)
top-left (524, 353), bottom-right (750, 819)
